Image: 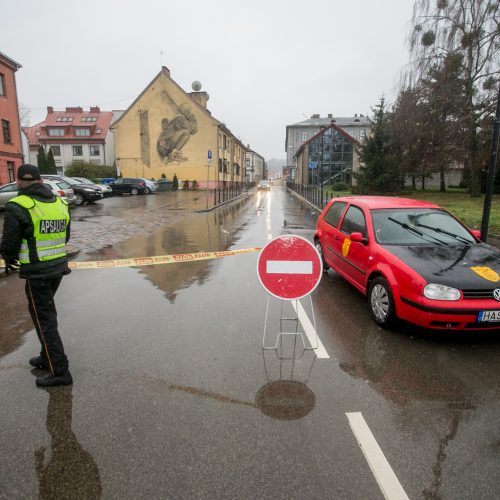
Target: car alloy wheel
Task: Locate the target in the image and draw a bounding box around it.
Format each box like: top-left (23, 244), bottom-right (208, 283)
top-left (368, 277), bottom-right (396, 328)
top-left (144, 187), bottom-right (151, 194)
top-left (131, 187), bottom-right (139, 195)
top-left (74, 193), bottom-right (84, 206)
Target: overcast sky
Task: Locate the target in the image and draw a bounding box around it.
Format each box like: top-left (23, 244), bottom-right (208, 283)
top-left (2, 0), bottom-right (414, 161)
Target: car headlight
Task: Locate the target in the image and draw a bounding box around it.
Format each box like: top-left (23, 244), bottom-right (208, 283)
top-left (424, 284), bottom-right (461, 301)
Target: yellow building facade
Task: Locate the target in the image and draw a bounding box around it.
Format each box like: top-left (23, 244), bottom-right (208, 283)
top-left (112, 67), bottom-right (246, 187)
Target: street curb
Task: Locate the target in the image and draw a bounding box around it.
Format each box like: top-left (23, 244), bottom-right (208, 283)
top-left (196, 188), bottom-right (256, 213)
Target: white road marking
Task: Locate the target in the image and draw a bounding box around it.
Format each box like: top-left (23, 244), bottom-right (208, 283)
top-left (291, 300), bottom-right (329, 358)
top-left (346, 412), bottom-right (410, 500)
top-left (266, 260), bottom-right (313, 274)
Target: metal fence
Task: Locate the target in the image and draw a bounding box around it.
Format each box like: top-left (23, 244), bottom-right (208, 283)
top-left (210, 182), bottom-right (256, 207)
top-left (286, 182), bottom-right (338, 210)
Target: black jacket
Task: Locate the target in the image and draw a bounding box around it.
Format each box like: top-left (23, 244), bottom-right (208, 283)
top-left (0, 183), bottom-right (71, 279)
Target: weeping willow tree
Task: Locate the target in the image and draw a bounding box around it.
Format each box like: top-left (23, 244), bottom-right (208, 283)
top-left (407, 0), bottom-right (500, 196)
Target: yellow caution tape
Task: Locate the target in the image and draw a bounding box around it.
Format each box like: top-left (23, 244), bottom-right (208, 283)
top-left (1, 247), bottom-right (261, 271)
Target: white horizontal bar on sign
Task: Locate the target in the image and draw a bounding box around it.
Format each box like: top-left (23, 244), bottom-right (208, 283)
top-left (266, 260), bottom-right (312, 274)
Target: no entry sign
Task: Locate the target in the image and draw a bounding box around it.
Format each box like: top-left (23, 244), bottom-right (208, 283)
top-left (257, 235), bottom-right (323, 300)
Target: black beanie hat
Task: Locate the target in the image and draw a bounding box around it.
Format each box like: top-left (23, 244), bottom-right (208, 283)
top-left (17, 164), bottom-right (41, 181)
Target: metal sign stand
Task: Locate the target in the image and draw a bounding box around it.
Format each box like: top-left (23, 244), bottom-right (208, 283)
top-left (262, 296), bottom-right (319, 357)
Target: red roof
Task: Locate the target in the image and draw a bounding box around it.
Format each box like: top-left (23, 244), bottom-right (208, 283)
top-left (24, 107), bottom-right (113, 145)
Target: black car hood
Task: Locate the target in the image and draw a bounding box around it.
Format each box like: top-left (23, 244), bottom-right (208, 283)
top-left (387, 243), bottom-right (500, 289)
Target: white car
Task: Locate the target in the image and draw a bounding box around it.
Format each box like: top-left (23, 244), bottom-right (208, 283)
top-left (138, 178), bottom-right (159, 194)
top-left (71, 177), bottom-right (112, 196)
top-left (0, 180), bottom-right (75, 208)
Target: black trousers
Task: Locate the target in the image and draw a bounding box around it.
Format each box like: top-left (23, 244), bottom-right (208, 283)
top-left (25, 275), bottom-right (68, 375)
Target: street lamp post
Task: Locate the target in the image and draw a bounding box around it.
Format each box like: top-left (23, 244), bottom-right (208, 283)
top-left (319, 126), bottom-right (325, 208)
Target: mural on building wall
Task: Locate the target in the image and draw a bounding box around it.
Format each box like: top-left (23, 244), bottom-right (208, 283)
top-left (157, 90), bottom-right (198, 163)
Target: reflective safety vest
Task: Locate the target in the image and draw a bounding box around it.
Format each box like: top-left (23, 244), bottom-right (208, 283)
top-left (9, 195), bottom-right (69, 264)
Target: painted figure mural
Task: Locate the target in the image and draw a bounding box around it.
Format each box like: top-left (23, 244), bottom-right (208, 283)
top-left (157, 91), bottom-right (198, 163)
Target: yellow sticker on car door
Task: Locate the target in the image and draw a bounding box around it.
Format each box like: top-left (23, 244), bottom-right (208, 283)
top-left (342, 238), bottom-right (351, 257)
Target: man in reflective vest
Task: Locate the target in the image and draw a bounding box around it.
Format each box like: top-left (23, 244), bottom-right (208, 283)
top-left (0, 164), bottom-right (72, 387)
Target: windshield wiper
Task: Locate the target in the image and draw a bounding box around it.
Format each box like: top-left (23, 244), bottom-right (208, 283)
top-left (414, 223), bottom-right (473, 245)
top-left (388, 217), bottom-right (447, 245)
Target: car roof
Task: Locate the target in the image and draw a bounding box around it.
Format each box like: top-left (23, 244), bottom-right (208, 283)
top-left (330, 196), bottom-right (441, 210)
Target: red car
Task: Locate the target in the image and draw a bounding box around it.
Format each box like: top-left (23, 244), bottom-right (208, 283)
top-left (314, 196), bottom-right (500, 331)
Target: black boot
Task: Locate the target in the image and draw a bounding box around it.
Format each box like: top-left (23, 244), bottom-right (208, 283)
top-left (36, 371), bottom-right (73, 387)
top-left (29, 356), bottom-right (49, 370)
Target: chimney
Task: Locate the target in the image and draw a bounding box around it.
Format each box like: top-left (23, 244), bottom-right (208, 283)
top-left (328, 113), bottom-right (332, 118)
top-left (47, 106), bottom-right (53, 113)
top-left (65, 106), bottom-right (83, 113)
top-left (90, 106), bottom-right (100, 113)
top-left (189, 91), bottom-right (209, 109)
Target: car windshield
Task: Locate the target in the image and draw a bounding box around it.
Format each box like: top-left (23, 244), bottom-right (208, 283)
top-left (55, 181), bottom-right (71, 189)
top-left (75, 178), bottom-right (94, 185)
top-left (371, 208), bottom-right (476, 246)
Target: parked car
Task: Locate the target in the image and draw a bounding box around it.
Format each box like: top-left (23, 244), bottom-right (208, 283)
top-left (0, 180), bottom-right (75, 209)
top-left (71, 177), bottom-right (112, 196)
top-left (40, 174), bottom-right (103, 206)
top-left (314, 196), bottom-right (500, 331)
top-left (109, 178), bottom-right (148, 195)
top-left (258, 180), bottom-right (271, 190)
top-left (42, 179), bottom-right (76, 205)
top-left (138, 178), bottom-right (159, 194)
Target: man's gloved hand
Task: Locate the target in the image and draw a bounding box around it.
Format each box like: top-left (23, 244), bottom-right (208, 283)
top-left (4, 257), bottom-right (20, 274)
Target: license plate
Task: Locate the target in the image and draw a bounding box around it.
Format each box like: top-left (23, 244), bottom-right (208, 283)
top-left (477, 310), bottom-right (500, 322)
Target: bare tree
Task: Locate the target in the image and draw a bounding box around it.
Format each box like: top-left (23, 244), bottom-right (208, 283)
top-left (407, 0), bottom-right (500, 196)
top-left (18, 102), bottom-right (31, 127)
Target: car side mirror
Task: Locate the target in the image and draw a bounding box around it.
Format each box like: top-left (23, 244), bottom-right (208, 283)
top-left (350, 232), bottom-right (368, 245)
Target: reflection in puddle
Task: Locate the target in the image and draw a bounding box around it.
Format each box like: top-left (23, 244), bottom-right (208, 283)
top-left (255, 380), bottom-right (315, 420)
top-left (36, 386), bottom-right (102, 499)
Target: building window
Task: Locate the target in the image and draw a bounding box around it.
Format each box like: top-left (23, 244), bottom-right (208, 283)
top-left (90, 145), bottom-right (100, 156)
top-left (81, 117), bottom-right (97, 122)
top-left (72, 145), bottom-right (83, 156)
top-left (223, 135), bottom-right (227, 149)
top-left (360, 129), bottom-right (366, 140)
top-left (75, 128), bottom-right (90, 136)
top-left (0, 73), bottom-right (5, 96)
top-left (348, 129), bottom-right (354, 138)
top-left (301, 131), bottom-right (307, 142)
top-left (218, 158), bottom-right (223, 173)
top-left (7, 161), bottom-right (14, 182)
top-left (48, 127), bottom-right (65, 136)
top-left (2, 119), bottom-right (11, 143)
top-left (50, 146), bottom-right (61, 156)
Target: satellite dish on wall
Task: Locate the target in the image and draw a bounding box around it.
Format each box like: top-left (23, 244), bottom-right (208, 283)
top-left (191, 81), bottom-right (202, 91)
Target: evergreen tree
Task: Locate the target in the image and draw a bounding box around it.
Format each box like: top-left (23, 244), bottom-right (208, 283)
top-left (46, 148), bottom-right (58, 174)
top-left (37, 145), bottom-right (48, 173)
top-left (355, 97), bottom-right (403, 194)
top-left (172, 173), bottom-right (179, 191)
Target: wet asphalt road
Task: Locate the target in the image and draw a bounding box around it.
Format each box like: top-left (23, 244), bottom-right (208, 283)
top-left (1, 187), bottom-right (500, 499)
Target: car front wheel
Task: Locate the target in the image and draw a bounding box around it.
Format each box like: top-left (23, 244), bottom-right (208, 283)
top-left (368, 277), bottom-right (396, 328)
top-left (315, 240), bottom-right (329, 272)
top-left (74, 193), bottom-right (85, 206)
top-left (144, 187), bottom-right (151, 194)
top-left (130, 187), bottom-right (139, 195)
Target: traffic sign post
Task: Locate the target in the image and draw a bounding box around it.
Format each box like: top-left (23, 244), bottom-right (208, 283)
top-left (257, 235), bottom-right (322, 354)
top-left (206, 150), bottom-right (212, 209)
